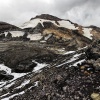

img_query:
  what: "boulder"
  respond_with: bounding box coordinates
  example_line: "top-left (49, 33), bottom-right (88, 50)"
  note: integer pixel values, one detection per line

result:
top-left (91, 93), bottom-right (100, 100)
top-left (0, 70), bottom-right (14, 81)
top-left (12, 60), bottom-right (37, 73)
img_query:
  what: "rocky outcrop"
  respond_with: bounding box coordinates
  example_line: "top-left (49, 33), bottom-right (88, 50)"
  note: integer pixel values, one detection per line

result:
top-left (42, 22), bottom-right (91, 49)
top-left (78, 40), bottom-right (100, 74)
top-left (12, 60), bottom-right (37, 73)
top-left (91, 93), bottom-right (100, 100)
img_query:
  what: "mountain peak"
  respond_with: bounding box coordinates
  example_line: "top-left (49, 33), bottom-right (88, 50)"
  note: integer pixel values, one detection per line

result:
top-left (30, 14), bottom-right (62, 21)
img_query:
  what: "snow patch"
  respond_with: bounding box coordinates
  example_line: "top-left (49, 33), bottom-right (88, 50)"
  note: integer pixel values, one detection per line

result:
top-left (28, 81), bottom-right (39, 90)
top-left (3, 31), bottom-right (24, 37)
top-left (0, 67), bottom-right (26, 88)
top-left (10, 31), bottom-right (24, 37)
top-left (34, 81), bottom-right (39, 87)
top-left (72, 59), bottom-right (85, 66)
top-left (44, 34), bottom-right (52, 40)
top-left (83, 28), bottom-right (93, 39)
top-left (40, 40), bottom-right (46, 43)
top-left (73, 53), bottom-right (83, 58)
top-left (58, 20), bottom-right (78, 30)
top-left (27, 33), bottom-right (43, 40)
top-left (16, 80), bottom-right (30, 89)
top-left (57, 53), bottom-right (84, 67)
top-left (21, 18), bottom-right (78, 30)
top-left (21, 19), bottom-right (44, 28)
top-left (33, 61), bottom-right (47, 72)
top-left (57, 56), bottom-right (76, 67)
top-left (5, 82), bottom-right (14, 88)
top-left (0, 64), bottom-right (11, 74)
top-left (0, 61), bottom-right (47, 88)
top-left (64, 51), bottom-right (75, 55)
top-left (1, 91), bottom-right (25, 100)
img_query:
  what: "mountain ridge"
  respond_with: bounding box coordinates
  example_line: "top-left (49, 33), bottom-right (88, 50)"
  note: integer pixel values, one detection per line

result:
top-left (0, 14), bottom-right (99, 50)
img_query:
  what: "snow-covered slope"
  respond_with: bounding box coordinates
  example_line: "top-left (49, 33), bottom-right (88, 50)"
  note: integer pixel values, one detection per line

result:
top-left (0, 49), bottom-right (85, 100)
top-left (20, 14), bottom-right (93, 40)
top-left (21, 18), bottom-right (78, 30)
top-left (0, 14), bottom-right (96, 42)
top-left (83, 28), bottom-right (92, 39)
top-left (0, 62), bottom-right (47, 88)
top-left (3, 31), bottom-right (24, 37)
top-left (27, 33), bottom-right (43, 40)
top-left (1, 31), bottom-right (43, 41)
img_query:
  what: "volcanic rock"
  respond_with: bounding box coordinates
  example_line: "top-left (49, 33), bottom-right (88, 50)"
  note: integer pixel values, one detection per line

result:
top-left (0, 70), bottom-right (14, 81)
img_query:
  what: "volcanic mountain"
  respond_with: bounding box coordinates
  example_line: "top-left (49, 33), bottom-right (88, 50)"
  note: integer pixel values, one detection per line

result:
top-left (0, 14), bottom-right (100, 49)
top-left (0, 14), bottom-right (100, 100)
top-left (20, 14), bottom-right (100, 50)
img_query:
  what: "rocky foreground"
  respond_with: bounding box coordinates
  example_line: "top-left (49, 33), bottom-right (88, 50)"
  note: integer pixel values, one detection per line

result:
top-left (0, 40), bottom-right (99, 100)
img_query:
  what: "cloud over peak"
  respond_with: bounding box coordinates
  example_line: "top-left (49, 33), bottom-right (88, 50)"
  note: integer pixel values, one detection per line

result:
top-left (0, 0), bottom-right (99, 27)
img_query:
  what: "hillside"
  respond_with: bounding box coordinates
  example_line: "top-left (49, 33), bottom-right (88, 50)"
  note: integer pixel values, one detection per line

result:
top-left (0, 14), bottom-right (100, 100)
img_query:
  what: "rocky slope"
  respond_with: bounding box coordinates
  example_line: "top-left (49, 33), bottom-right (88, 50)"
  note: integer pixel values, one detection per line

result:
top-left (0, 14), bottom-right (100, 100)
top-left (0, 40), bottom-right (100, 100)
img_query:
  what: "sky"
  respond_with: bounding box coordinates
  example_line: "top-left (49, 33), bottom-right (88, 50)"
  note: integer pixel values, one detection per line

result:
top-left (0, 0), bottom-right (100, 27)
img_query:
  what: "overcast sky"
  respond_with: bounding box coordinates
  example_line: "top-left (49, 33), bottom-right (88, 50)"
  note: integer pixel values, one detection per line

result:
top-left (0, 0), bottom-right (100, 27)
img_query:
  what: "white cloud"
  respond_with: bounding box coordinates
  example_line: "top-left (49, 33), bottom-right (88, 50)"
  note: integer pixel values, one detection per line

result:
top-left (0, 0), bottom-right (100, 27)
top-left (64, 1), bottom-right (100, 27)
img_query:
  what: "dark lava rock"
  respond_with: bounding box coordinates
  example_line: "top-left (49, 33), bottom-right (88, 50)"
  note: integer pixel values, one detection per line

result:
top-left (0, 71), bottom-right (14, 81)
top-left (78, 40), bottom-right (100, 73)
top-left (0, 34), bottom-right (5, 40)
top-left (6, 32), bottom-right (12, 39)
top-left (35, 54), bottom-right (56, 63)
top-left (12, 60), bottom-right (37, 73)
top-left (43, 22), bottom-right (54, 29)
top-left (10, 63), bottom-right (100, 100)
top-left (0, 70), bottom-right (7, 74)
top-left (0, 43), bottom-right (57, 73)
